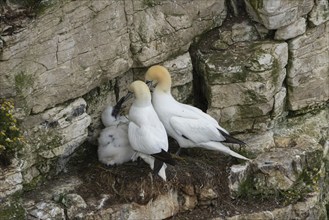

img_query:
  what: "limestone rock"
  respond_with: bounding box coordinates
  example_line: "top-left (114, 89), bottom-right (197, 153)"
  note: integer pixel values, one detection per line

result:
top-left (0, 37), bottom-right (3, 50)
top-left (162, 53), bottom-right (193, 88)
top-left (235, 110), bottom-right (329, 201)
top-left (28, 201), bottom-right (65, 220)
top-left (228, 163), bottom-right (251, 197)
top-left (225, 192), bottom-right (327, 220)
top-left (0, 160), bottom-right (23, 199)
top-left (252, 148), bottom-right (314, 191)
top-left (197, 38), bottom-right (288, 132)
top-left (38, 98), bottom-right (91, 159)
top-left (245, 0), bottom-right (314, 29)
top-left (237, 131), bottom-right (276, 155)
top-left (199, 187), bottom-right (218, 201)
top-left (127, 0), bottom-right (227, 66)
top-left (231, 21), bottom-right (260, 42)
top-left (180, 194), bottom-right (198, 211)
top-left (85, 190), bottom-right (180, 220)
top-left (20, 98), bottom-right (91, 183)
top-left (274, 109), bottom-right (329, 148)
top-left (214, 20), bottom-right (261, 48)
top-left (309, 0), bottom-right (329, 26)
top-left (287, 22), bottom-right (329, 111)
top-left (0, 1), bottom-right (133, 113)
top-left (272, 87), bottom-right (287, 118)
top-left (227, 0), bottom-right (246, 17)
top-left (65, 194), bottom-right (88, 219)
top-left (24, 176), bottom-right (82, 219)
top-left (275, 17), bottom-right (306, 40)
top-left (83, 70), bottom-right (134, 144)
top-left (250, 109), bottom-right (328, 193)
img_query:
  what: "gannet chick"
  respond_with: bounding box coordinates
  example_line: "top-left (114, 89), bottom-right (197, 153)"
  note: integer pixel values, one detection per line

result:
top-left (145, 65), bottom-right (250, 161)
top-left (102, 88), bottom-right (133, 126)
top-left (98, 106), bottom-right (134, 165)
top-left (101, 105), bottom-right (120, 127)
top-left (119, 80), bottom-right (175, 177)
top-left (98, 106), bottom-right (168, 181)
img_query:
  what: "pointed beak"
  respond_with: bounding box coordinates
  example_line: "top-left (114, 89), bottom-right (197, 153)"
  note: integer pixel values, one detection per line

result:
top-left (146, 80), bottom-right (153, 87)
top-left (112, 91), bottom-right (133, 118)
top-left (145, 80), bottom-right (156, 92)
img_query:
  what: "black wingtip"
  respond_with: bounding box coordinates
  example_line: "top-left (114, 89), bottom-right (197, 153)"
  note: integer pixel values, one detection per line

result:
top-left (151, 149), bottom-right (176, 166)
top-left (153, 159), bottom-right (164, 175)
top-left (218, 129), bottom-right (246, 146)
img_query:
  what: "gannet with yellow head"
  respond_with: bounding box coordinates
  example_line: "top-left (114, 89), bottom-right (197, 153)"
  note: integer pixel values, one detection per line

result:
top-left (115, 80), bottom-right (175, 179)
top-left (145, 65), bottom-right (250, 161)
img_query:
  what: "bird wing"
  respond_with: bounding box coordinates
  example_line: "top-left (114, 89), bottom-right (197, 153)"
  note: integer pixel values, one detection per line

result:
top-left (128, 122), bottom-right (168, 155)
top-left (169, 116), bottom-right (226, 144)
top-left (180, 103), bottom-right (229, 134)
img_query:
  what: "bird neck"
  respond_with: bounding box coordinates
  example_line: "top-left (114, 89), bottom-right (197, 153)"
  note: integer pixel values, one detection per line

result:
top-left (156, 79), bottom-right (172, 94)
top-left (133, 93), bottom-right (152, 107)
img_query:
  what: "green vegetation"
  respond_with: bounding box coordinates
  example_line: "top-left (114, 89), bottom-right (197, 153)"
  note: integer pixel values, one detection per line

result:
top-left (143, 0), bottom-right (157, 7)
top-left (0, 99), bottom-right (24, 167)
top-left (23, 174), bottom-right (45, 192)
top-left (279, 167), bottom-right (320, 205)
top-left (15, 72), bottom-right (34, 95)
top-left (237, 150), bottom-right (323, 205)
top-left (0, 201), bottom-right (25, 220)
top-left (15, 72), bottom-right (35, 115)
top-left (20, 0), bottom-right (51, 16)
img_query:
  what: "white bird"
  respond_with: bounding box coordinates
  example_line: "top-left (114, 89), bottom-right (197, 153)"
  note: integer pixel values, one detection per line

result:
top-left (101, 105), bottom-right (128, 127)
top-left (99, 105), bottom-right (169, 180)
top-left (98, 106), bottom-right (134, 166)
top-left (144, 65), bottom-right (250, 161)
top-left (116, 80), bottom-right (175, 177)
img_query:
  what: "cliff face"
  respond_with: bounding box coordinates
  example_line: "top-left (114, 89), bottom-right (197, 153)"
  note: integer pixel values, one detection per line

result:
top-left (0, 0), bottom-right (328, 219)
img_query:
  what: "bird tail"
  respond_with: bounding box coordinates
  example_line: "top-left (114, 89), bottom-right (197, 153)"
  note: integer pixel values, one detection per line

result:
top-left (153, 159), bottom-right (169, 181)
top-left (133, 152), bottom-right (168, 181)
top-left (151, 149), bottom-right (176, 166)
top-left (200, 141), bottom-right (250, 161)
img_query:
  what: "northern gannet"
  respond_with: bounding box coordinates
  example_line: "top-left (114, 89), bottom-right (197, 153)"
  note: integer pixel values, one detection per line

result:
top-left (115, 80), bottom-right (176, 177)
top-left (144, 65), bottom-right (250, 161)
top-left (98, 105), bottom-right (168, 180)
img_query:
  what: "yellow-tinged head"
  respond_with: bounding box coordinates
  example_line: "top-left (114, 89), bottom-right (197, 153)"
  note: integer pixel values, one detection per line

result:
top-left (145, 65), bottom-right (172, 93)
top-left (129, 80), bottom-right (151, 105)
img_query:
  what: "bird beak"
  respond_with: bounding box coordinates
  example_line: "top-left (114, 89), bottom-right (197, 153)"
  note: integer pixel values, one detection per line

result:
top-left (146, 80), bottom-right (153, 87)
top-left (112, 91), bottom-right (133, 118)
top-left (146, 80), bottom-right (156, 92)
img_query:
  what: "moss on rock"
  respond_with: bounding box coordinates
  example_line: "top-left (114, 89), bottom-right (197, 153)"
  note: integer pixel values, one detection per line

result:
top-left (0, 193), bottom-right (26, 220)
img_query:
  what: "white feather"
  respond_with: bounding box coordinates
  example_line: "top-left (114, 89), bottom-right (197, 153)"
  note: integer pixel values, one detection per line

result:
top-left (98, 117), bottom-right (134, 166)
top-left (98, 103), bottom-right (169, 180)
top-left (149, 67), bottom-right (250, 161)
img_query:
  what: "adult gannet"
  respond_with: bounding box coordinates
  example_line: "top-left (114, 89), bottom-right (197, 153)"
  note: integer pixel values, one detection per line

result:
top-left (98, 105), bottom-right (168, 180)
top-left (115, 80), bottom-right (176, 177)
top-left (144, 65), bottom-right (250, 161)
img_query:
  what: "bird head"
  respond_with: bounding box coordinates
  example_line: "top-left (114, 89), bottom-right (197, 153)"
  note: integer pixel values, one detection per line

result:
top-left (129, 80), bottom-right (151, 98)
top-left (145, 65), bottom-right (172, 93)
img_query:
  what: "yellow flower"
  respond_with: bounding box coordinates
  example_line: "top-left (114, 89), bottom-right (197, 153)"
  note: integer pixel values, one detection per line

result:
top-left (0, 145), bottom-right (5, 152)
top-left (9, 125), bottom-right (19, 131)
top-left (5, 138), bottom-right (13, 143)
